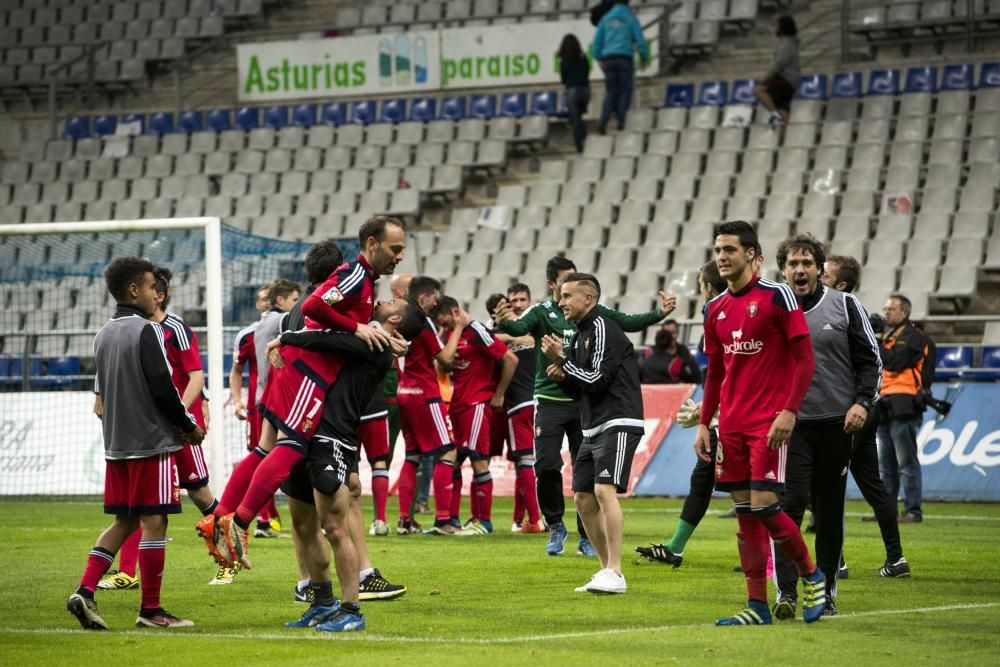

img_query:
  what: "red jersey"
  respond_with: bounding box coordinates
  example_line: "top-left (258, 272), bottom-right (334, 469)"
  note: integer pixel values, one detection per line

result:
top-left (398, 318), bottom-right (445, 404)
top-left (301, 255), bottom-right (378, 334)
top-left (451, 321), bottom-right (508, 409)
top-left (233, 321), bottom-right (258, 410)
top-left (161, 312), bottom-right (206, 429)
top-left (702, 276), bottom-right (810, 433)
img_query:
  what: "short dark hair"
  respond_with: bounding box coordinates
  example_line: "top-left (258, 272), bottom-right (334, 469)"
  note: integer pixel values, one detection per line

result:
top-left (268, 278), bottom-right (301, 307)
top-left (889, 293), bottom-right (912, 317)
top-left (358, 215), bottom-right (404, 246)
top-left (776, 233), bottom-right (827, 273)
top-left (662, 318), bottom-right (678, 328)
top-left (700, 259), bottom-right (727, 295)
top-left (152, 265), bottom-right (173, 309)
top-left (105, 256), bottom-right (156, 303)
top-left (408, 275), bottom-right (441, 300)
top-left (395, 298), bottom-right (425, 341)
top-left (560, 272), bottom-right (601, 299)
top-left (507, 282), bottom-right (531, 299)
top-left (485, 293), bottom-right (506, 317)
top-left (432, 295), bottom-right (460, 319)
top-left (304, 240), bottom-right (344, 286)
top-left (777, 14), bottom-right (797, 36)
top-left (545, 256), bottom-right (577, 283)
top-left (713, 220), bottom-right (759, 259)
top-left (827, 254), bottom-right (862, 293)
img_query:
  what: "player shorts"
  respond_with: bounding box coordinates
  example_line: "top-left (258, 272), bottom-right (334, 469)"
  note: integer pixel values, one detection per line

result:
top-left (358, 415), bottom-right (390, 464)
top-left (280, 435), bottom-right (357, 503)
top-left (453, 402), bottom-right (493, 461)
top-left (488, 408), bottom-right (507, 458)
top-left (259, 363), bottom-right (330, 447)
top-left (572, 428), bottom-right (642, 494)
top-left (174, 443), bottom-right (210, 490)
top-left (246, 408), bottom-right (262, 451)
top-left (104, 452), bottom-right (181, 516)
top-left (505, 403), bottom-right (535, 460)
top-left (715, 427), bottom-right (786, 492)
top-left (399, 399), bottom-right (454, 455)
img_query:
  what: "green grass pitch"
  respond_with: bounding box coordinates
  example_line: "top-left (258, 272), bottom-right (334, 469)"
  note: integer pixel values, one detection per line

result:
top-left (2, 497), bottom-right (999, 666)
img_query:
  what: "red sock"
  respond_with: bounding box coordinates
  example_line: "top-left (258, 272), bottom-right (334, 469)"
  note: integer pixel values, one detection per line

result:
top-left (517, 460), bottom-right (540, 525)
top-left (218, 447), bottom-right (267, 517)
top-left (79, 546), bottom-right (115, 592)
top-left (474, 471), bottom-right (493, 522)
top-left (119, 528), bottom-right (140, 577)
top-left (398, 459), bottom-right (417, 519)
top-left (755, 505), bottom-right (816, 576)
top-left (432, 460), bottom-right (453, 522)
top-left (138, 538), bottom-right (166, 611)
top-left (372, 469), bottom-right (389, 523)
top-left (451, 467), bottom-right (463, 519)
top-left (236, 444), bottom-right (303, 525)
top-left (736, 510), bottom-right (769, 602)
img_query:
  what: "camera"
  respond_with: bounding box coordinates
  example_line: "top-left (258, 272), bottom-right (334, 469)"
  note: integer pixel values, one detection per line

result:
top-left (868, 312), bottom-right (886, 335)
top-left (917, 389), bottom-right (952, 417)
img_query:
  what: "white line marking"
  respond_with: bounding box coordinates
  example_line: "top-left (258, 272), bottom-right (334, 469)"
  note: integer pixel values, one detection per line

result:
top-left (13, 602), bottom-right (998, 643)
top-left (620, 508), bottom-right (1000, 522)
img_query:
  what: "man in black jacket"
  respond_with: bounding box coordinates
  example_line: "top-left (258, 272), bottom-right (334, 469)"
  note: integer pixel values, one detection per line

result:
top-left (541, 273), bottom-right (644, 594)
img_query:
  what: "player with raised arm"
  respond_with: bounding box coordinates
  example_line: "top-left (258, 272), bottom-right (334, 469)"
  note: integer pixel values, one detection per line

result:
top-left (67, 257), bottom-right (204, 631)
top-left (695, 221), bottom-right (826, 625)
top-left (493, 256), bottom-right (675, 557)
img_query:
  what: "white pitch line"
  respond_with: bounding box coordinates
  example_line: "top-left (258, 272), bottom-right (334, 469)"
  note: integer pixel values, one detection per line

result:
top-left (4, 602), bottom-right (997, 644)
top-left (621, 508), bottom-right (1000, 522)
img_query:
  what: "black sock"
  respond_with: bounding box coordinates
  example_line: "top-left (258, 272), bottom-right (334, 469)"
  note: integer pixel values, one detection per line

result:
top-left (201, 499), bottom-right (219, 517)
top-left (311, 581), bottom-right (336, 608)
top-left (340, 602), bottom-right (360, 616)
top-left (76, 586), bottom-right (94, 600)
top-left (139, 607), bottom-right (163, 617)
top-left (234, 515), bottom-right (251, 531)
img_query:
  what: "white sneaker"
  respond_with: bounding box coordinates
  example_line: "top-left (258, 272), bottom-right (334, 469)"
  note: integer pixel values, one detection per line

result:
top-left (585, 568), bottom-right (627, 594)
top-left (511, 520), bottom-right (522, 533)
top-left (368, 519), bottom-right (389, 536)
top-left (575, 572), bottom-right (601, 593)
top-left (767, 111), bottom-right (782, 130)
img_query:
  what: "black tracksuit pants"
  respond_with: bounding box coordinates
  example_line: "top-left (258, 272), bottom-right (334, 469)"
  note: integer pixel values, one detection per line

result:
top-left (850, 403), bottom-right (904, 563)
top-left (534, 399), bottom-right (587, 538)
top-left (680, 429), bottom-right (719, 526)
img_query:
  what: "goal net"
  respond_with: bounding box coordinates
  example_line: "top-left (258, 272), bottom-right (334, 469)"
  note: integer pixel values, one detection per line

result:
top-left (0, 218), bottom-right (356, 496)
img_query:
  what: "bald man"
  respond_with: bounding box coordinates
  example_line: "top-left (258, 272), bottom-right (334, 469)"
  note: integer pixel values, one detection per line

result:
top-left (390, 273), bottom-right (413, 300)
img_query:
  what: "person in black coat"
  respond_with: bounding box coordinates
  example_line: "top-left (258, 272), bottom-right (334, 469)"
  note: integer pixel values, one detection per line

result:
top-left (559, 34), bottom-right (591, 153)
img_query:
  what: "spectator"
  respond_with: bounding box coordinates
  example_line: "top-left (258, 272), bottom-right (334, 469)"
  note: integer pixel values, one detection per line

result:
top-left (877, 294), bottom-right (927, 524)
top-left (592, 0), bottom-right (649, 134)
top-left (559, 34), bottom-right (592, 153)
top-left (661, 318), bottom-right (680, 344)
top-left (752, 15), bottom-right (800, 135)
top-left (639, 328), bottom-right (701, 384)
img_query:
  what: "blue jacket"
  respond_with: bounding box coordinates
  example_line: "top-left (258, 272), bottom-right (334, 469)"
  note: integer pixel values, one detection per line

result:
top-left (593, 4), bottom-right (649, 61)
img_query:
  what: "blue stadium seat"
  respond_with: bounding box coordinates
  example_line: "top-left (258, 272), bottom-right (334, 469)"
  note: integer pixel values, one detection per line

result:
top-left (936, 346), bottom-right (972, 380)
top-left (831, 72), bottom-right (862, 98)
top-left (904, 66), bottom-right (937, 93)
top-left (350, 100), bottom-right (376, 125)
top-left (693, 347), bottom-right (708, 370)
top-left (292, 104), bottom-right (317, 127)
top-left (500, 92), bottom-right (527, 118)
top-left (321, 102), bottom-right (347, 126)
top-left (729, 79), bottom-right (756, 105)
top-left (0, 356), bottom-right (9, 380)
top-left (941, 63), bottom-right (972, 90)
top-left (440, 96), bottom-right (467, 121)
top-left (123, 113), bottom-right (146, 133)
top-left (206, 109), bottom-right (231, 132)
top-left (409, 97), bottom-right (437, 122)
top-left (980, 62), bottom-right (1000, 88)
top-left (981, 346), bottom-right (1000, 380)
top-left (529, 91), bottom-right (560, 116)
top-left (796, 74), bottom-right (828, 99)
top-left (5, 357), bottom-right (44, 385)
top-left (380, 98), bottom-right (407, 124)
top-left (93, 114), bottom-right (117, 137)
top-left (262, 106), bottom-right (288, 129)
top-left (663, 83), bottom-right (695, 108)
top-left (698, 81), bottom-right (728, 106)
top-left (867, 69), bottom-right (899, 95)
top-left (235, 106), bottom-right (260, 131)
top-left (45, 356), bottom-right (81, 386)
top-left (179, 111), bottom-right (203, 133)
top-left (470, 94), bottom-right (498, 119)
top-left (148, 112), bottom-right (173, 135)
top-left (64, 116), bottom-right (90, 140)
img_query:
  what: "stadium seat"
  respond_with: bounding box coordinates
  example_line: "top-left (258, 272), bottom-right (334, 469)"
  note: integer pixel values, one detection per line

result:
top-left (981, 346), bottom-right (1000, 379)
top-left (831, 72), bottom-right (863, 98)
top-left (263, 106), bottom-right (288, 129)
top-left (440, 96), bottom-right (468, 121)
top-left (350, 100), bottom-right (376, 125)
top-left (904, 66), bottom-right (936, 93)
top-left (176, 111), bottom-right (202, 134)
top-left (64, 117), bottom-right (90, 141)
top-left (935, 346), bottom-right (973, 380)
top-left (235, 107), bottom-right (260, 131)
top-left (500, 92), bottom-right (527, 118)
top-left (206, 109), bottom-right (231, 132)
top-left (938, 64), bottom-right (971, 92)
top-left (697, 81), bottom-right (727, 106)
top-left (291, 104), bottom-right (317, 127)
top-left (979, 62), bottom-right (1000, 88)
top-left (796, 74), bottom-right (828, 100)
top-left (729, 79), bottom-right (756, 105)
top-left (470, 95), bottom-right (498, 120)
top-left (320, 103), bottom-right (347, 126)
top-left (663, 83), bottom-right (695, 108)
top-left (380, 99), bottom-right (407, 124)
top-left (529, 91), bottom-right (560, 116)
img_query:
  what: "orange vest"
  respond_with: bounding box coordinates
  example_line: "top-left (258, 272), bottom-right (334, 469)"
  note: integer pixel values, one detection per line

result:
top-left (881, 326), bottom-right (924, 396)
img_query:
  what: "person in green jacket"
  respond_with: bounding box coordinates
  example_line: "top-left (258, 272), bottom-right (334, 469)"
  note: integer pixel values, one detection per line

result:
top-left (493, 256), bottom-right (675, 557)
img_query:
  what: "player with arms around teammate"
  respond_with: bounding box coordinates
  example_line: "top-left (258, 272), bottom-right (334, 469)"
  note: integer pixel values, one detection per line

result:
top-left (696, 221), bottom-right (827, 625)
top-left (541, 273), bottom-right (643, 594)
top-left (68, 257), bottom-right (204, 630)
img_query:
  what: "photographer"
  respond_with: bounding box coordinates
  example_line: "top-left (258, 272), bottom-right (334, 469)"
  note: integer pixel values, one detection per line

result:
top-left (877, 294), bottom-right (928, 524)
top-left (639, 325), bottom-right (701, 385)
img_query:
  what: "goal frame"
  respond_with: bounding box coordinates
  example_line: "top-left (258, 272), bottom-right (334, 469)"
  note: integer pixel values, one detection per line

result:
top-left (0, 217), bottom-right (227, 488)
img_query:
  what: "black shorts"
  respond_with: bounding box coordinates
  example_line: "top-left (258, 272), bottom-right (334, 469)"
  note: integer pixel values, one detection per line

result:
top-left (764, 74), bottom-right (796, 111)
top-left (279, 434), bottom-right (356, 505)
top-left (572, 428), bottom-right (641, 494)
top-left (534, 399), bottom-right (584, 472)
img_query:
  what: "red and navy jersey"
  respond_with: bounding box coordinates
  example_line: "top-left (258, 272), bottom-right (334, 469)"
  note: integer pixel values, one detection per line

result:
top-left (232, 321), bottom-right (258, 410)
top-left (398, 317), bottom-right (445, 404)
top-left (160, 312), bottom-right (206, 429)
top-left (301, 255), bottom-right (378, 333)
top-left (703, 276), bottom-right (810, 432)
top-left (451, 321), bottom-right (508, 409)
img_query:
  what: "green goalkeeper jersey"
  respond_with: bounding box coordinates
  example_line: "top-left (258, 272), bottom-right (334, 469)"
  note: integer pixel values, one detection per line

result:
top-left (497, 299), bottom-right (663, 402)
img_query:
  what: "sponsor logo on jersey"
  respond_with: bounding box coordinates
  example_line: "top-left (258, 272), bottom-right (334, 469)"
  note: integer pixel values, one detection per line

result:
top-left (302, 418), bottom-right (313, 432)
top-left (322, 287), bottom-right (344, 305)
top-left (722, 329), bottom-right (764, 355)
top-left (747, 301), bottom-right (758, 318)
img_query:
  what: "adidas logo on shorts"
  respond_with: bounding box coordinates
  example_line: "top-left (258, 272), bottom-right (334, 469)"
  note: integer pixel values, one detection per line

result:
top-left (324, 465), bottom-right (334, 471)
top-left (598, 469), bottom-right (611, 478)
top-left (765, 471), bottom-right (776, 480)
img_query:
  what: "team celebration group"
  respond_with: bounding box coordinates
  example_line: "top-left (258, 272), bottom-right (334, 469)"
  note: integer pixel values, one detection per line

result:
top-left (67, 214), bottom-right (913, 633)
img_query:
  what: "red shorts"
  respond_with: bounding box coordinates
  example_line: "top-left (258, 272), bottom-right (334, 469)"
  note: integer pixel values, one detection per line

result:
top-left (453, 403), bottom-right (492, 461)
top-left (399, 399), bottom-right (454, 455)
top-left (246, 408), bottom-right (262, 451)
top-left (358, 416), bottom-right (390, 463)
top-left (104, 452), bottom-right (181, 516)
top-left (505, 404), bottom-right (535, 459)
top-left (715, 428), bottom-right (786, 492)
top-left (174, 443), bottom-right (210, 489)
top-left (259, 364), bottom-right (328, 446)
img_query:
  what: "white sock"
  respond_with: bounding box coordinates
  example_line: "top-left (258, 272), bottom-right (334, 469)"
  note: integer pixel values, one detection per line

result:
top-left (297, 579), bottom-right (310, 591)
top-left (359, 567), bottom-right (375, 583)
